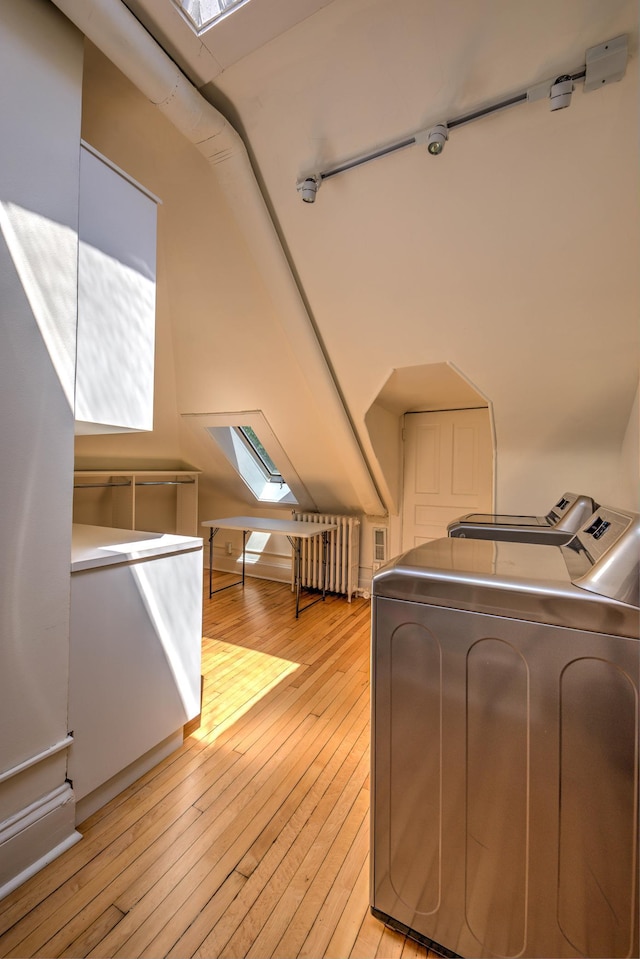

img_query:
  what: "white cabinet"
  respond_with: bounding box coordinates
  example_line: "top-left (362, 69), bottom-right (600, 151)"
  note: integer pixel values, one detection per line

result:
top-left (69, 525), bottom-right (203, 822)
top-left (75, 143), bottom-right (159, 434)
top-left (73, 469), bottom-right (199, 537)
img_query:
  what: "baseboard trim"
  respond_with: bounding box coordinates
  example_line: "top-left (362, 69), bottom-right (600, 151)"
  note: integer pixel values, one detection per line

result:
top-left (0, 736), bottom-right (73, 785)
top-left (74, 730), bottom-right (184, 825)
top-left (0, 783), bottom-right (81, 901)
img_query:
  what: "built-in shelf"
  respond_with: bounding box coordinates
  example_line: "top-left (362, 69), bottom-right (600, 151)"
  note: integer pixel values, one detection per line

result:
top-left (73, 470), bottom-right (200, 537)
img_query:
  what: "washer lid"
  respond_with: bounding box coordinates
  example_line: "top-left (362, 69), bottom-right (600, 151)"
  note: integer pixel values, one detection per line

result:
top-left (453, 513), bottom-right (548, 527)
top-left (451, 493), bottom-right (595, 532)
top-left (373, 537), bottom-right (638, 637)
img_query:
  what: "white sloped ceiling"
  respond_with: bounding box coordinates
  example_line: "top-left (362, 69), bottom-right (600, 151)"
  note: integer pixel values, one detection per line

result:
top-left (80, 0), bottom-right (638, 514)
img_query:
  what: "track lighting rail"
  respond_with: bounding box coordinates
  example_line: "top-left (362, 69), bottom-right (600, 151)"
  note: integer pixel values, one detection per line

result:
top-left (296, 35), bottom-right (626, 203)
top-left (321, 136), bottom-right (417, 181)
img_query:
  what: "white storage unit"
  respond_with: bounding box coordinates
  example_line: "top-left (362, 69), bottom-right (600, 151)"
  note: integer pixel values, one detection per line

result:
top-left (69, 525), bottom-right (203, 822)
top-left (75, 143), bottom-right (159, 434)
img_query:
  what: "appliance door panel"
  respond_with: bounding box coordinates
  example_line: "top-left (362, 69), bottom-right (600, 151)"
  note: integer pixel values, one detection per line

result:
top-left (371, 597), bottom-right (639, 959)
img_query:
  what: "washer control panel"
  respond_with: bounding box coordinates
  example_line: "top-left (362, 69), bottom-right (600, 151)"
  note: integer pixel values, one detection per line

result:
top-left (577, 507), bottom-right (631, 563)
top-left (570, 506), bottom-right (640, 607)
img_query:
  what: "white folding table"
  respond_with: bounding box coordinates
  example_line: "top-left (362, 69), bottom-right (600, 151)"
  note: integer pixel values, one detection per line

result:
top-left (202, 516), bottom-right (338, 618)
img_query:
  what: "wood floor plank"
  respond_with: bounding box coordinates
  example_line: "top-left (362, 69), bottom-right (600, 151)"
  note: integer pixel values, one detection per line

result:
top-left (0, 579), bottom-right (428, 959)
top-left (137, 871), bottom-right (247, 959)
top-left (349, 907), bottom-right (386, 959)
top-left (58, 906), bottom-right (126, 959)
top-left (296, 810), bottom-right (370, 958)
top-left (235, 708), bottom-right (370, 881)
top-left (280, 794), bottom-right (370, 959)
top-left (376, 924), bottom-right (410, 959)
top-left (181, 713), bottom-right (370, 959)
top-left (239, 760), bottom-right (371, 959)
top-left (323, 855), bottom-right (371, 959)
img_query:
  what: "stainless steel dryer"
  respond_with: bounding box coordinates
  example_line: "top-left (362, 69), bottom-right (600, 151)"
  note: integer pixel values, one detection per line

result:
top-left (371, 506), bottom-right (639, 959)
top-left (447, 490), bottom-right (596, 544)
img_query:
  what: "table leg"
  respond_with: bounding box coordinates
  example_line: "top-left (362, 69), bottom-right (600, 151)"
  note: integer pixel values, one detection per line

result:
top-left (321, 530), bottom-right (329, 600)
top-left (208, 527), bottom-right (219, 598)
top-left (207, 526), bottom-right (244, 597)
top-left (288, 533), bottom-right (332, 618)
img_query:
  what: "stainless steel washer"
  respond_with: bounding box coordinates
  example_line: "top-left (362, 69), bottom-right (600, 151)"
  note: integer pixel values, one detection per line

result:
top-left (371, 506), bottom-right (639, 958)
top-left (447, 490), bottom-right (596, 544)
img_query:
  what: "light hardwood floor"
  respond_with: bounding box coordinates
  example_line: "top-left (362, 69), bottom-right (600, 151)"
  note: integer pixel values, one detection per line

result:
top-left (0, 575), bottom-right (436, 959)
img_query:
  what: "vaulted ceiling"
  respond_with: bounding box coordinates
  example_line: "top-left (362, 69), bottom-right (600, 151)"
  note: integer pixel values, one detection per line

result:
top-left (77, 0), bottom-right (638, 514)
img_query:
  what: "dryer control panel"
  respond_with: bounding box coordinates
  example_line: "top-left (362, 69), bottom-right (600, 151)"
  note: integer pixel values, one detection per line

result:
top-left (568, 506), bottom-right (640, 608)
top-left (575, 507), bottom-right (632, 562)
top-left (547, 492), bottom-right (597, 531)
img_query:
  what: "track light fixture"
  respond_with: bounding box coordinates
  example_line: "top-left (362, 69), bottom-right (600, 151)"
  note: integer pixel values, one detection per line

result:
top-left (296, 174), bottom-right (322, 203)
top-left (426, 124), bottom-right (448, 155)
top-left (549, 75), bottom-right (574, 111)
top-left (296, 34), bottom-right (628, 203)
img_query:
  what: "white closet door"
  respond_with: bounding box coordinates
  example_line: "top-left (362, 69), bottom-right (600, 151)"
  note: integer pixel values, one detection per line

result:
top-left (402, 409), bottom-right (493, 549)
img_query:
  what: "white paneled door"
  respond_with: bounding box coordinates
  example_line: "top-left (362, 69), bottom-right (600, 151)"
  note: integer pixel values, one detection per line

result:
top-left (402, 409), bottom-right (493, 550)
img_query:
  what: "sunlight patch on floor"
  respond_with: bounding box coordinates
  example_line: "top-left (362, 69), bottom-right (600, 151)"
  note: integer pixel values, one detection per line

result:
top-left (190, 640), bottom-right (301, 742)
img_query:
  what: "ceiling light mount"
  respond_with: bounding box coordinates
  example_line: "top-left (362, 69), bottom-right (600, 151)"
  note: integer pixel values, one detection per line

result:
top-left (584, 34), bottom-right (628, 92)
top-left (296, 174), bottom-right (322, 203)
top-left (426, 124), bottom-right (448, 155)
top-left (549, 75), bottom-right (574, 111)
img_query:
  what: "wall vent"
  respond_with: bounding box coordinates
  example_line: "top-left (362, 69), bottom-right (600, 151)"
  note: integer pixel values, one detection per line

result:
top-left (373, 526), bottom-right (388, 568)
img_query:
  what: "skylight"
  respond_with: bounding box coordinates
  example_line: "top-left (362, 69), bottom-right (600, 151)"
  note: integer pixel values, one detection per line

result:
top-left (175, 0), bottom-right (250, 32)
top-left (237, 426), bottom-right (281, 482)
top-left (183, 410), bottom-right (316, 512)
top-left (205, 424), bottom-right (298, 505)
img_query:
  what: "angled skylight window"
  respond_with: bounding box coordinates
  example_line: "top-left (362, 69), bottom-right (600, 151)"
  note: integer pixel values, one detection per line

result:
top-left (237, 426), bottom-right (281, 482)
top-left (175, 0), bottom-right (250, 32)
top-left (183, 411), bottom-right (317, 512)
top-left (205, 418), bottom-right (299, 505)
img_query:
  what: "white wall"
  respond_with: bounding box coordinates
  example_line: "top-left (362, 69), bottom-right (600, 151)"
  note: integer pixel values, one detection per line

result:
top-left (618, 381), bottom-right (639, 511)
top-left (74, 46), bottom-right (372, 520)
top-left (0, 0), bottom-right (83, 895)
